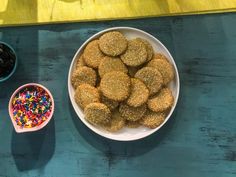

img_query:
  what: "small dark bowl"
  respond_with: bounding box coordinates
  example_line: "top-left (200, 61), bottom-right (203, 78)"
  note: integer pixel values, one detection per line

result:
top-left (0, 42), bottom-right (17, 82)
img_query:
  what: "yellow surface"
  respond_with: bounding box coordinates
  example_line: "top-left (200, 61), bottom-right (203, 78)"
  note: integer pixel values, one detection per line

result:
top-left (0, 0), bottom-right (236, 26)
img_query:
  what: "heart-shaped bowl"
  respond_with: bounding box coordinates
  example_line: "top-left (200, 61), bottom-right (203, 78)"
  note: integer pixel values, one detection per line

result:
top-left (68, 27), bottom-right (180, 141)
top-left (8, 83), bottom-right (54, 133)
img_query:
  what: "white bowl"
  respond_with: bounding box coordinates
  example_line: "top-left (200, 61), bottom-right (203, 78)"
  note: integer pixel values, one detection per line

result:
top-left (68, 27), bottom-right (180, 141)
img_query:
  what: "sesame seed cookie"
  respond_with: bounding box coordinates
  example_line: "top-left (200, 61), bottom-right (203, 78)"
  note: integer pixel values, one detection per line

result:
top-left (100, 71), bottom-right (131, 101)
top-left (119, 103), bottom-right (147, 121)
top-left (71, 66), bottom-right (97, 89)
top-left (74, 84), bottom-right (100, 109)
top-left (136, 38), bottom-right (154, 61)
top-left (153, 53), bottom-right (168, 61)
top-left (76, 55), bottom-right (86, 69)
top-left (148, 88), bottom-right (174, 112)
top-left (98, 87), bottom-right (119, 111)
top-left (98, 56), bottom-right (128, 78)
top-left (84, 103), bottom-right (111, 125)
top-left (102, 109), bottom-right (125, 132)
top-left (147, 59), bottom-right (174, 85)
top-left (140, 110), bottom-right (165, 129)
top-left (83, 40), bottom-right (105, 68)
top-left (127, 78), bottom-right (149, 107)
top-left (125, 120), bottom-right (141, 128)
top-left (135, 67), bottom-right (163, 95)
top-left (99, 31), bottom-right (128, 56)
top-left (121, 39), bottom-right (147, 67)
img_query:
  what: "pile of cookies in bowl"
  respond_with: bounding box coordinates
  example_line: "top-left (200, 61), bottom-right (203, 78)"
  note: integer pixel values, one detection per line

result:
top-left (71, 30), bottom-right (175, 133)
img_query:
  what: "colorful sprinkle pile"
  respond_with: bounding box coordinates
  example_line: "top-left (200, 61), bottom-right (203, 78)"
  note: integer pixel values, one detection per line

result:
top-left (12, 86), bottom-right (52, 128)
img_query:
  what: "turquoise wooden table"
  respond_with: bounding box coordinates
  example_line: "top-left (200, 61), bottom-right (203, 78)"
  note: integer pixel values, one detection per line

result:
top-left (0, 13), bottom-right (236, 177)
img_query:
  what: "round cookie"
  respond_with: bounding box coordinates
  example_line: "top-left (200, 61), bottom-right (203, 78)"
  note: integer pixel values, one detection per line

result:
top-left (100, 71), bottom-right (131, 101)
top-left (140, 110), bottom-right (165, 129)
top-left (99, 31), bottom-right (127, 56)
top-left (102, 109), bottom-right (125, 132)
top-left (83, 40), bottom-right (105, 68)
top-left (136, 38), bottom-right (153, 61)
top-left (100, 94), bottom-right (119, 111)
top-left (135, 67), bottom-right (163, 95)
top-left (74, 84), bottom-right (100, 109)
top-left (98, 56), bottom-right (128, 78)
top-left (126, 120), bottom-right (140, 128)
top-left (71, 66), bottom-right (97, 89)
top-left (121, 39), bottom-right (147, 67)
top-left (127, 78), bottom-right (149, 107)
top-left (147, 59), bottom-right (174, 85)
top-left (76, 55), bottom-right (86, 69)
top-left (148, 88), bottom-right (174, 112)
top-left (153, 53), bottom-right (168, 61)
top-left (84, 103), bottom-right (111, 125)
top-left (119, 103), bottom-right (147, 121)
top-left (98, 87), bottom-right (119, 111)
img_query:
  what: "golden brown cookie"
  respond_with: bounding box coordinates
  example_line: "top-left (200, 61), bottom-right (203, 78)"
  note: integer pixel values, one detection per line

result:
top-left (100, 95), bottom-right (119, 111)
top-left (140, 110), bottom-right (165, 129)
top-left (148, 88), bottom-right (174, 112)
top-left (100, 71), bottom-right (131, 101)
top-left (83, 40), bottom-right (105, 68)
top-left (98, 87), bottom-right (119, 111)
top-left (74, 84), bottom-right (100, 109)
top-left (71, 66), bottom-right (97, 89)
top-left (135, 67), bottom-right (163, 95)
top-left (125, 120), bottom-right (141, 128)
top-left (127, 78), bottom-right (149, 107)
top-left (99, 31), bottom-right (128, 56)
top-left (119, 103), bottom-right (147, 121)
top-left (98, 56), bottom-right (128, 78)
top-left (147, 59), bottom-right (174, 85)
top-left (136, 38), bottom-right (153, 61)
top-left (153, 53), bottom-right (168, 61)
top-left (84, 103), bottom-right (111, 125)
top-left (102, 109), bottom-right (125, 132)
top-left (76, 55), bottom-right (86, 69)
top-left (121, 39), bottom-right (147, 67)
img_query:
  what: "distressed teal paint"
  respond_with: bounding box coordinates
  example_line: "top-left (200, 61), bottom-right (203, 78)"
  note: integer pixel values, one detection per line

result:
top-left (0, 13), bottom-right (236, 177)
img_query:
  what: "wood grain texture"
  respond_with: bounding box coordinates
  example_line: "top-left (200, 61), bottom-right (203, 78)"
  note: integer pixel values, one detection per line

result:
top-left (0, 0), bottom-right (236, 27)
top-left (0, 13), bottom-right (236, 177)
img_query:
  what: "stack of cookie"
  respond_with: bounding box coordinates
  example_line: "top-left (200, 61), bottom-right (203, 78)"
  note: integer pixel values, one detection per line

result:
top-left (71, 31), bottom-right (175, 132)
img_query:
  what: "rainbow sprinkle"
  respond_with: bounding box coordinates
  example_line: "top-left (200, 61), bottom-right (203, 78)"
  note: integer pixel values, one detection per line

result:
top-left (12, 86), bottom-right (52, 128)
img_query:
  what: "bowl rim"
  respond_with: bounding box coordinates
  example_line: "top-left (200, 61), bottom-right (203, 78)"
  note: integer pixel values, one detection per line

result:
top-left (8, 83), bottom-right (55, 133)
top-left (0, 41), bottom-right (18, 82)
top-left (68, 26), bottom-right (180, 141)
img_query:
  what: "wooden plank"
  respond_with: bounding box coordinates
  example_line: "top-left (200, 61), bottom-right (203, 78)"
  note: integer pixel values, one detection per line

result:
top-left (0, 13), bottom-right (236, 177)
top-left (0, 0), bottom-right (236, 27)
